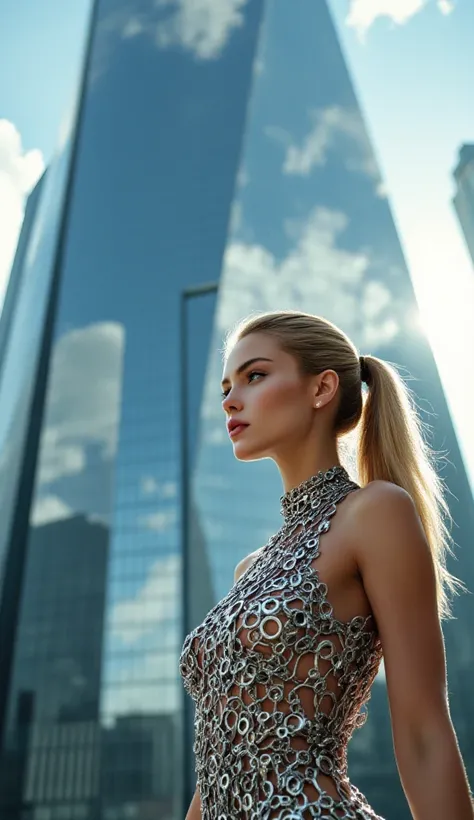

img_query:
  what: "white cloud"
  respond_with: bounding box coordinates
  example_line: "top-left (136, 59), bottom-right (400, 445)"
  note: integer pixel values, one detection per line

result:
top-left (0, 119), bottom-right (44, 313)
top-left (437, 0), bottom-right (454, 13)
top-left (217, 206), bottom-right (398, 349)
top-left (111, 0), bottom-right (249, 61)
top-left (141, 476), bottom-right (160, 496)
top-left (31, 494), bottom-right (75, 527)
top-left (362, 279), bottom-right (391, 319)
top-left (122, 17), bottom-right (145, 38)
top-left (38, 432), bottom-right (86, 485)
top-left (160, 481), bottom-right (178, 498)
top-left (140, 477), bottom-right (177, 498)
top-left (103, 554), bottom-right (182, 716)
top-left (155, 0), bottom-right (249, 60)
top-left (109, 553), bottom-right (179, 645)
top-left (94, 0), bottom-right (249, 84)
top-left (102, 662), bottom-right (180, 718)
top-left (268, 106), bottom-right (380, 188)
top-left (346, 0), bottom-right (454, 36)
top-left (346, 0), bottom-right (426, 37)
top-left (36, 322), bottom-right (125, 486)
top-left (138, 509), bottom-right (178, 531)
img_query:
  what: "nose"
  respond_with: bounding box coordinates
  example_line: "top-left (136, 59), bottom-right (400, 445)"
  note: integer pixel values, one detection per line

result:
top-left (222, 388), bottom-right (243, 414)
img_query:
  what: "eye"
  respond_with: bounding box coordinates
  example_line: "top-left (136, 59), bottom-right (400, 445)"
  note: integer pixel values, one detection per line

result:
top-left (247, 370), bottom-right (265, 384)
top-left (221, 371), bottom-right (266, 400)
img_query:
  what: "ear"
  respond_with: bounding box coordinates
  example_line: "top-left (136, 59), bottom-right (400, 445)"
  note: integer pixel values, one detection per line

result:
top-left (313, 369), bottom-right (339, 409)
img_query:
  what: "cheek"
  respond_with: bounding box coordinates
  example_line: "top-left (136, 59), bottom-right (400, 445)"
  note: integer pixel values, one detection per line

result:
top-left (254, 379), bottom-right (304, 415)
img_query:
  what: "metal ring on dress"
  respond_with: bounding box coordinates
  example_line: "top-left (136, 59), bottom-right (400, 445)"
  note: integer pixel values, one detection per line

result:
top-left (242, 793), bottom-right (253, 810)
top-left (260, 616), bottom-right (283, 640)
top-left (286, 775), bottom-right (304, 796)
top-left (283, 556), bottom-right (297, 570)
top-left (262, 597), bottom-right (280, 615)
top-left (220, 773), bottom-right (230, 789)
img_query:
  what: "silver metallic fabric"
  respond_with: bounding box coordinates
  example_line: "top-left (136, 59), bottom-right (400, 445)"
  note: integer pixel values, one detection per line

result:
top-left (180, 465), bottom-right (385, 819)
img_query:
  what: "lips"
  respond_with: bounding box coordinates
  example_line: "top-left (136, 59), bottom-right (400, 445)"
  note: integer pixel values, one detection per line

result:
top-left (227, 420), bottom-right (249, 438)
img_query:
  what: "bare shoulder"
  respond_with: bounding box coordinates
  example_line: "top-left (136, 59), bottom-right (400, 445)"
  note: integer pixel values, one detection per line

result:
top-left (234, 548), bottom-right (264, 583)
top-left (351, 478), bottom-right (414, 511)
top-left (347, 479), bottom-right (431, 573)
top-left (348, 479), bottom-right (417, 527)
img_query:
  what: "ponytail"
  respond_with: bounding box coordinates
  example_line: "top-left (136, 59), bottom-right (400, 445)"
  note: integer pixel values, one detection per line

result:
top-left (358, 356), bottom-right (461, 618)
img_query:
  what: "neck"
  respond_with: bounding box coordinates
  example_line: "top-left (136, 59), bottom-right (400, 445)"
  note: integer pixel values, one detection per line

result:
top-left (276, 442), bottom-right (341, 494)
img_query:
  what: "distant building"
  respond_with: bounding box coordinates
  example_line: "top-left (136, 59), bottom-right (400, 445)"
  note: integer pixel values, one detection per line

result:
top-left (0, 515), bottom-right (108, 818)
top-left (453, 143), bottom-right (474, 265)
top-left (102, 713), bottom-right (177, 820)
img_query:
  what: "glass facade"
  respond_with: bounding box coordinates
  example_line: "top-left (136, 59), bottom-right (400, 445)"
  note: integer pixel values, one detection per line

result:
top-left (0, 2), bottom-right (473, 819)
top-left (453, 144), bottom-right (474, 267)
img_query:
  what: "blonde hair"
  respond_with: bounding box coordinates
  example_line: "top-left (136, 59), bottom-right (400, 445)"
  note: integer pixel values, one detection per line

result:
top-left (225, 309), bottom-right (461, 618)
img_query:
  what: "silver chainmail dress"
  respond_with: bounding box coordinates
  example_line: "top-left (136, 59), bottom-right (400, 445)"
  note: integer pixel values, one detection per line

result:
top-left (180, 465), bottom-right (385, 819)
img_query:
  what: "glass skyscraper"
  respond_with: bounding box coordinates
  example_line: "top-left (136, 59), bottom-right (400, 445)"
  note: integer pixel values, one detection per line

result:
top-left (0, 2), bottom-right (473, 819)
top-left (453, 144), bottom-right (474, 267)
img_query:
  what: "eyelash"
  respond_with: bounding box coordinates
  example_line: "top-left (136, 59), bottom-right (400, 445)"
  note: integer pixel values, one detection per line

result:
top-left (221, 371), bottom-right (265, 399)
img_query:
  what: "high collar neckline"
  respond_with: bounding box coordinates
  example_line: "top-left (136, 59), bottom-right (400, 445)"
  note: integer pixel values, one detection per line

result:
top-left (280, 465), bottom-right (355, 523)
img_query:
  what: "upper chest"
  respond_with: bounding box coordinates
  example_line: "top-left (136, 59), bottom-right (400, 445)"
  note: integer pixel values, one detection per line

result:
top-left (187, 509), bottom-right (371, 662)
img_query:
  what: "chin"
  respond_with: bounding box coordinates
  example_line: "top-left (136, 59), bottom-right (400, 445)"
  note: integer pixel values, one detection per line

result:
top-left (232, 448), bottom-right (254, 462)
top-left (232, 442), bottom-right (267, 462)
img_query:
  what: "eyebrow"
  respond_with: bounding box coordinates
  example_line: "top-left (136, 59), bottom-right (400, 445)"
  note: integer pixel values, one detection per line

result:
top-left (221, 357), bottom-right (273, 387)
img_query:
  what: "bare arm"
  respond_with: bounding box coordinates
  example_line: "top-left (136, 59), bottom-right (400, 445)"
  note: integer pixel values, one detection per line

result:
top-left (352, 482), bottom-right (473, 819)
top-left (185, 785), bottom-right (202, 820)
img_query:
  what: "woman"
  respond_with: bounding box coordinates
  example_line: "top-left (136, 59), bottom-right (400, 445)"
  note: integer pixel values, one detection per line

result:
top-left (180, 310), bottom-right (473, 819)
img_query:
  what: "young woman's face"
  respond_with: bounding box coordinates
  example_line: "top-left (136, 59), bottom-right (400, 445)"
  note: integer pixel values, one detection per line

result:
top-left (221, 333), bottom-right (316, 461)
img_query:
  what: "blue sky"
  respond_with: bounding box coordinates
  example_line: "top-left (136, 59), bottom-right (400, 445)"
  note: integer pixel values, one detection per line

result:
top-left (0, 0), bottom-right (91, 157)
top-left (0, 0), bottom-right (91, 306)
top-left (0, 0), bottom-right (473, 486)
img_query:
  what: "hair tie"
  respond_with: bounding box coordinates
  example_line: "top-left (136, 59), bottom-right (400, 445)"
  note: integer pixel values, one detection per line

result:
top-left (359, 355), bottom-right (370, 385)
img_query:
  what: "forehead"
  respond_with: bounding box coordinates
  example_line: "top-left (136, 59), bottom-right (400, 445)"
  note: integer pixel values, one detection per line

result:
top-left (222, 333), bottom-right (282, 377)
